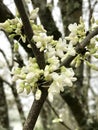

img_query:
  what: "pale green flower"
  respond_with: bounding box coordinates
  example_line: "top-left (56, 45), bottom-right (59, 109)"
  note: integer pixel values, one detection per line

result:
top-left (32, 24), bottom-right (46, 35)
top-left (45, 45), bottom-right (56, 59)
top-left (47, 56), bottom-right (60, 71)
top-left (48, 67), bottom-right (77, 101)
top-left (30, 8), bottom-right (39, 20)
top-left (44, 65), bottom-right (52, 81)
top-left (67, 43), bottom-right (76, 56)
top-left (35, 89), bottom-right (42, 100)
top-left (91, 23), bottom-right (98, 29)
top-left (65, 19), bottom-right (86, 45)
top-left (33, 33), bottom-right (53, 51)
top-left (26, 72), bottom-right (36, 82)
top-left (14, 42), bottom-right (19, 52)
top-left (56, 38), bottom-right (67, 58)
top-left (65, 33), bottom-right (78, 45)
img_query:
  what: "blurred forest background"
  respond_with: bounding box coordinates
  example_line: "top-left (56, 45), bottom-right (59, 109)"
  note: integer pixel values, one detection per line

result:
top-left (0, 0), bottom-right (98, 130)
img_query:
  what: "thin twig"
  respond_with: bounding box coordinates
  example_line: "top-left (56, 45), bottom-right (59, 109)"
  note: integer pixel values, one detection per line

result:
top-left (0, 76), bottom-right (26, 125)
top-left (46, 99), bottom-right (72, 130)
top-left (0, 49), bottom-right (10, 68)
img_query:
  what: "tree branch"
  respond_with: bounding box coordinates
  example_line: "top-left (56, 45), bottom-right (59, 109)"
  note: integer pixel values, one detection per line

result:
top-left (0, 77), bottom-right (11, 87)
top-left (60, 27), bottom-right (98, 128)
top-left (0, 77), bottom-right (26, 125)
top-left (61, 27), bottom-right (98, 67)
top-left (14, 0), bottom-right (45, 69)
top-left (12, 1), bottom-right (98, 129)
top-left (23, 27), bottom-right (98, 130)
top-left (13, 1), bottom-right (48, 129)
top-left (23, 88), bottom-right (48, 130)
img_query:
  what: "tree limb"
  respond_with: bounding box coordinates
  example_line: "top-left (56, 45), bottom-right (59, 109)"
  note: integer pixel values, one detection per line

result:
top-left (3, 1), bottom-right (98, 129)
top-left (14, 0), bottom-right (45, 69)
top-left (23, 88), bottom-right (48, 130)
top-left (23, 27), bottom-right (98, 130)
top-left (61, 27), bottom-right (98, 67)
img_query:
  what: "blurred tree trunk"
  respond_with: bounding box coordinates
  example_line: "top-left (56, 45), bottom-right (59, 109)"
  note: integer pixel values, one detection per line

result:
top-left (59, 0), bottom-right (82, 35)
top-left (0, 78), bottom-right (9, 130)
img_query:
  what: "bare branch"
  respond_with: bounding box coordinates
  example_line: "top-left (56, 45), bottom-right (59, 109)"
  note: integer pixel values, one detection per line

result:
top-left (88, 0), bottom-right (98, 25)
top-left (90, 86), bottom-right (96, 97)
top-left (23, 87), bottom-right (48, 130)
top-left (0, 0), bottom-right (14, 22)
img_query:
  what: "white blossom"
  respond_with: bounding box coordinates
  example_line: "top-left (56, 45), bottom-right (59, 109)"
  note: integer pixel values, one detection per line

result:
top-left (56, 38), bottom-right (67, 58)
top-left (11, 16), bottom-right (81, 101)
top-left (48, 67), bottom-right (77, 101)
top-left (45, 45), bottom-right (56, 58)
top-left (68, 23), bottom-right (78, 32)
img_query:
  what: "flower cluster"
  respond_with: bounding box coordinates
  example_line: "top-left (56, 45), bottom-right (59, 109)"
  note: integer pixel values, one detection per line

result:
top-left (90, 17), bottom-right (98, 30)
top-left (0, 17), bottom-right (24, 40)
top-left (84, 18), bottom-right (98, 70)
top-left (11, 20), bottom-right (78, 101)
top-left (32, 26), bottom-right (76, 71)
top-left (12, 57), bottom-right (76, 101)
top-left (0, 18), bottom-right (22, 34)
top-left (65, 17), bottom-right (98, 69)
top-left (12, 57), bottom-right (43, 100)
top-left (65, 17), bottom-right (86, 45)
top-left (3, 8), bottom-right (98, 101)
top-left (48, 67), bottom-right (76, 102)
top-left (0, 8), bottom-right (39, 43)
